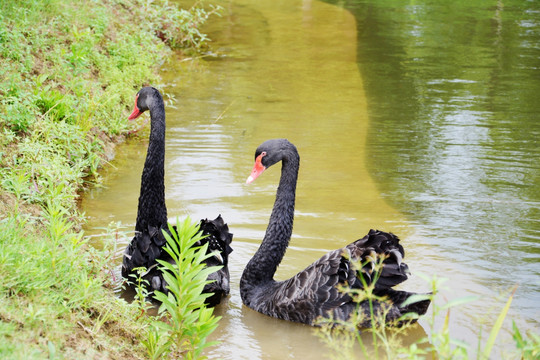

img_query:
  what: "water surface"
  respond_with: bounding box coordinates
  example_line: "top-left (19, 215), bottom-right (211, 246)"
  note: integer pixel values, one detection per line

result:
top-left (327, 0), bottom-right (540, 324)
top-left (82, 0), bottom-right (540, 358)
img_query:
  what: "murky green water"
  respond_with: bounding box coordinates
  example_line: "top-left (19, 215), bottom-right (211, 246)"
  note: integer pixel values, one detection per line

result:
top-left (328, 0), bottom-right (540, 315)
top-left (82, 0), bottom-right (539, 358)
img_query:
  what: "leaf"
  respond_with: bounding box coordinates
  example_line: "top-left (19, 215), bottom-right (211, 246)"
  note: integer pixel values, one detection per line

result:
top-left (396, 312), bottom-right (420, 323)
top-left (149, 216), bottom-right (222, 356)
top-left (400, 293), bottom-right (432, 308)
top-left (439, 295), bottom-right (479, 310)
top-left (482, 285), bottom-right (517, 359)
top-left (512, 321), bottom-right (525, 348)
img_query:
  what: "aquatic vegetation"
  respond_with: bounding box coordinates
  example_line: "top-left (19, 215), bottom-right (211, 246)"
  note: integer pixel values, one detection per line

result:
top-left (315, 271), bottom-right (539, 359)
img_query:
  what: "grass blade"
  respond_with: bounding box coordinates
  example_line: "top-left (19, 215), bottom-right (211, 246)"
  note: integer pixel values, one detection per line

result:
top-left (482, 285), bottom-right (517, 359)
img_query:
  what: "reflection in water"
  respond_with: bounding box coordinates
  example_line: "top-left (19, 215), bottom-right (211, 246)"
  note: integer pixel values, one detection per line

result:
top-left (325, 0), bottom-right (540, 327)
top-left (81, 0), bottom-right (539, 358)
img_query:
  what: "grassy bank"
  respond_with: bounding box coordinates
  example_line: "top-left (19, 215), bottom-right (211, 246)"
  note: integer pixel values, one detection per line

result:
top-left (0, 0), bottom-right (220, 358)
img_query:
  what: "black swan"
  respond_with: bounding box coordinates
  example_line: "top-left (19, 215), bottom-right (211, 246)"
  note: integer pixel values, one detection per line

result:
top-left (240, 138), bottom-right (430, 327)
top-left (121, 86), bottom-right (233, 307)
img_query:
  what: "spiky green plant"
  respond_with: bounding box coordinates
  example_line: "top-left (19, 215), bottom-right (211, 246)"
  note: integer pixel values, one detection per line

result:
top-left (143, 217), bottom-right (221, 359)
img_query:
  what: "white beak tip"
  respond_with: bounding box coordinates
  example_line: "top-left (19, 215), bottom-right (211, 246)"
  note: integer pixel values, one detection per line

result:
top-left (246, 176), bottom-right (254, 184)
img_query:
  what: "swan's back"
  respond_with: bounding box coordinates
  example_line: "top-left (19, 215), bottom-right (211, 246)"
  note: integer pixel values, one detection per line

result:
top-left (244, 229), bottom-right (429, 326)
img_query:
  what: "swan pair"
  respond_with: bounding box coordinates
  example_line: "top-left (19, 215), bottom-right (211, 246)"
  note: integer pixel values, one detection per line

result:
top-left (121, 87), bottom-right (430, 326)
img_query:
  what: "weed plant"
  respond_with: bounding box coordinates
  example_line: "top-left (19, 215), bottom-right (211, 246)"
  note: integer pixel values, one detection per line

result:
top-left (0, 0), bottom-right (222, 358)
top-left (136, 218), bottom-right (221, 359)
top-left (315, 256), bottom-right (540, 359)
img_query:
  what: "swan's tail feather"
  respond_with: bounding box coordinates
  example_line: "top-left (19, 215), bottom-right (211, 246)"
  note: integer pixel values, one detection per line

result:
top-left (350, 229), bottom-right (409, 289)
top-left (346, 230), bottom-right (430, 325)
top-left (399, 294), bottom-right (431, 318)
top-left (350, 289), bottom-right (431, 328)
top-left (198, 215), bottom-right (233, 306)
top-left (377, 288), bottom-right (432, 324)
top-left (199, 214), bottom-right (234, 266)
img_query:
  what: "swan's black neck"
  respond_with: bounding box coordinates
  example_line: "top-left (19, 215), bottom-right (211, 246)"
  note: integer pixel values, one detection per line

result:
top-left (242, 147), bottom-right (300, 287)
top-left (135, 95), bottom-right (167, 232)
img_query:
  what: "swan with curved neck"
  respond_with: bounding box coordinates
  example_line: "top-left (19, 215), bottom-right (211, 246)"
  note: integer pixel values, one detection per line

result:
top-left (240, 138), bottom-right (430, 326)
top-left (121, 87), bottom-right (233, 306)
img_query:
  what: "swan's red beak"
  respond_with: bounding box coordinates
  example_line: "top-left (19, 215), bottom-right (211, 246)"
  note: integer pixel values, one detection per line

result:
top-left (128, 95), bottom-right (141, 120)
top-left (246, 153), bottom-right (266, 184)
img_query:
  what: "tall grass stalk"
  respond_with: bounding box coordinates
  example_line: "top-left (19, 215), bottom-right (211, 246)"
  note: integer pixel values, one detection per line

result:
top-left (316, 269), bottom-right (538, 360)
top-left (315, 255), bottom-right (425, 359)
top-left (481, 285), bottom-right (516, 359)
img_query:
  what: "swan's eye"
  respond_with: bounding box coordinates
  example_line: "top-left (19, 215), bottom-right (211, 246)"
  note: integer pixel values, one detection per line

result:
top-left (261, 151), bottom-right (267, 157)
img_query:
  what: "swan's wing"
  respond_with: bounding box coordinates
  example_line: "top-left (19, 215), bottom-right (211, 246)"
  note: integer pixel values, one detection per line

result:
top-left (272, 229), bottom-right (411, 324)
top-left (122, 223), bottom-right (168, 277)
top-left (267, 247), bottom-right (353, 324)
top-left (198, 215), bottom-right (233, 305)
top-left (121, 223), bottom-right (172, 294)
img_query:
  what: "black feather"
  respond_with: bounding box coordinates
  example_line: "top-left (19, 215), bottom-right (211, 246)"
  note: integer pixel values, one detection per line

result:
top-left (121, 87), bottom-right (233, 307)
top-left (240, 139), bottom-right (430, 327)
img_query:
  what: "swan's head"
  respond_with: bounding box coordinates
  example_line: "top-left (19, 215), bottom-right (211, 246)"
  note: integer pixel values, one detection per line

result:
top-left (128, 86), bottom-right (160, 120)
top-left (246, 139), bottom-right (297, 184)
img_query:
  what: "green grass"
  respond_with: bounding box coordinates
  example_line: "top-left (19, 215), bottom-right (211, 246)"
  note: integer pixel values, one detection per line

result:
top-left (0, 196), bottom-right (144, 358)
top-left (0, 0), bottom-right (222, 358)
